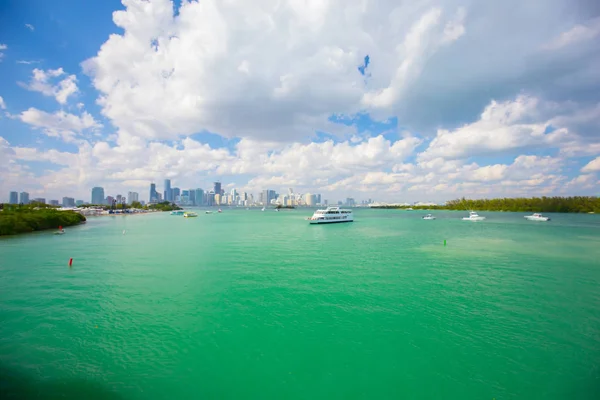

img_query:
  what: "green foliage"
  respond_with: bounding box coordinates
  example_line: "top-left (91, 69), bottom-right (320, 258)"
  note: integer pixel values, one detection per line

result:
top-left (130, 201), bottom-right (143, 209)
top-left (0, 204), bottom-right (86, 236)
top-left (372, 197), bottom-right (600, 213)
top-left (148, 202), bottom-right (181, 212)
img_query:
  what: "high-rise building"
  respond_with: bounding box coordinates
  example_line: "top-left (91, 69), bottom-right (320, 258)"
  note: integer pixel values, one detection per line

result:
top-left (207, 191), bottom-right (215, 206)
top-left (91, 187), bottom-right (105, 205)
top-left (19, 192), bottom-right (29, 204)
top-left (75, 200), bottom-right (84, 206)
top-left (346, 198), bottom-right (355, 207)
top-left (49, 200), bottom-right (59, 206)
top-left (316, 194), bottom-right (321, 205)
top-left (305, 193), bottom-right (317, 206)
top-left (9, 191), bottom-right (18, 204)
top-left (164, 179), bottom-right (172, 202)
top-left (261, 189), bottom-right (276, 205)
top-left (188, 189), bottom-right (196, 205)
top-left (116, 194), bottom-right (123, 204)
top-left (195, 188), bottom-right (204, 206)
top-left (172, 187), bottom-right (180, 201)
top-left (62, 197), bottom-right (75, 207)
top-left (32, 198), bottom-right (46, 204)
top-left (149, 183), bottom-right (158, 202)
top-left (106, 196), bottom-right (115, 207)
top-left (214, 193), bottom-right (221, 205)
top-left (214, 182), bottom-right (222, 197)
top-left (128, 192), bottom-right (139, 203)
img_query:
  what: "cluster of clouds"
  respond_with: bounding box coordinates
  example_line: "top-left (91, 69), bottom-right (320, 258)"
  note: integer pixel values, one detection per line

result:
top-left (1, 0), bottom-right (599, 202)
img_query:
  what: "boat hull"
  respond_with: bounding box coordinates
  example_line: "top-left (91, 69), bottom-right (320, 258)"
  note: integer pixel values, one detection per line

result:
top-left (524, 217), bottom-right (550, 221)
top-left (462, 217), bottom-right (486, 221)
top-left (309, 219), bottom-right (354, 224)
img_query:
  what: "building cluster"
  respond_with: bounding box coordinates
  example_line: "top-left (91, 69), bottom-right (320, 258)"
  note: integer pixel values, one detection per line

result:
top-left (6, 183), bottom-right (372, 208)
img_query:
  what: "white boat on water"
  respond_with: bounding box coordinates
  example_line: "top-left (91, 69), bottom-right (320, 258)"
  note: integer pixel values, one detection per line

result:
top-left (524, 213), bottom-right (550, 222)
top-left (218, 209), bottom-right (222, 213)
top-left (184, 212), bottom-right (198, 218)
top-left (205, 211), bottom-right (213, 214)
top-left (462, 211), bottom-right (486, 221)
top-left (422, 214), bottom-right (435, 220)
top-left (308, 206), bottom-right (353, 224)
top-left (261, 207), bottom-right (265, 211)
top-left (54, 228), bottom-right (65, 235)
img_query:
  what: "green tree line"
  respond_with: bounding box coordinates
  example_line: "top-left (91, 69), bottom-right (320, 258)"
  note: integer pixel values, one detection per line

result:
top-left (372, 197), bottom-right (600, 213)
top-left (0, 203), bottom-right (86, 236)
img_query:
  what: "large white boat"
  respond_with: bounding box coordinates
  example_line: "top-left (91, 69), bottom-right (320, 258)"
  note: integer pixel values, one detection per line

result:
top-left (308, 206), bottom-right (354, 224)
top-left (183, 212), bottom-right (198, 218)
top-left (422, 214), bottom-right (435, 220)
top-left (524, 213), bottom-right (550, 222)
top-left (462, 211), bottom-right (486, 221)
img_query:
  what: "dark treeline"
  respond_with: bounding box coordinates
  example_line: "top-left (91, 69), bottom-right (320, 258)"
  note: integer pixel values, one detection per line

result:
top-left (373, 197), bottom-right (600, 213)
top-left (0, 203), bottom-right (86, 236)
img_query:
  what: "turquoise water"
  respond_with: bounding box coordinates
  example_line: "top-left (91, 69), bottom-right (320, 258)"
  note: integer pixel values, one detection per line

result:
top-left (1, 209), bottom-right (600, 399)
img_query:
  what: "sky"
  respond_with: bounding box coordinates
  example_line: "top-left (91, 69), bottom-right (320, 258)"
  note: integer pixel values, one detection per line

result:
top-left (1, 0), bottom-right (599, 203)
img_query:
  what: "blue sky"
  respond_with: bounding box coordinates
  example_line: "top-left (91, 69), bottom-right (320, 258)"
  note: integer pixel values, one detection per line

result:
top-left (1, 0), bottom-right (599, 203)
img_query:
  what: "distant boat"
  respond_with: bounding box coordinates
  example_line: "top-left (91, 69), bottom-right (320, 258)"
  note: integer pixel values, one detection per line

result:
top-left (462, 211), bottom-right (485, 221)
top-left (205, 211), bottom-right (213, 214)
top-left (54, 226), bottom-right (65, 235)
top-left (422, 214), bottom-right (435, 220)
top-left (524, 213), bottom-right (550, 222)
top-left (274, 209), bottom-right (279, 212)
top-left (184, 212), bottom-right (198, 218)
top-left (218, 209), bottom-right (222, 213)
top-left (406, 207), bottom-right (414, 211)
top-left (308, 206), bottom-right (353, 224)
top-left (261, 207), bottom-right (265, 211)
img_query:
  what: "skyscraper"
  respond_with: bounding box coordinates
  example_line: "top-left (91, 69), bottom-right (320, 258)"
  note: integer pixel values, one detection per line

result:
top-left (149, 183), bottom-right (158, 202)
top-left (33, 198), bottom-right (46, 204)
top-left (19, 192), bottom-right (29, 204)
top-left (91, 187), bottom-right (104, 205)
top-left (195, 188), bottom-right (204, 206)
top-left (49, 200), bottom-right (59, 206)
top-left (62, 197), bottom-right (75, 207)
top-left (261, 189), bottom-right (276, 205)
top-left (164, 179), bottom-right (172, 202)
top-left (128, 192), bottom-right (139, 203)
top-left (172, 187), bottom-right (180, 202)
top-left (189, 189), bottom-right (196, 205)
top-left (214, 182), bottom-right (222, 197)
top-left (9, 191), bottom-right (18, 204)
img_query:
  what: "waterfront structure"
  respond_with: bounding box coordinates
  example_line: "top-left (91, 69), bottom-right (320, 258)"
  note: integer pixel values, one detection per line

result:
top-left (19, 192), bottom-right (29, 204)
top-left (91, 187), bottom-right (105, 205)
top-left (128, 192), bottom-right (139, 203)
top-left (9, 191), bottom-right (18, 204)
top-left (33, 198), bottom-right (46, 204)
top-left (164, 179), bottom-right (172, 202)
top-left (49, 200), bottom-right (59, 206)
top-left (75, 200), bottom-right (84, 206)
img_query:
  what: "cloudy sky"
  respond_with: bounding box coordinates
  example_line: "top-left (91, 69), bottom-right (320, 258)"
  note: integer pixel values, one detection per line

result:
top-left (1, 0), bottom-right (599, 203)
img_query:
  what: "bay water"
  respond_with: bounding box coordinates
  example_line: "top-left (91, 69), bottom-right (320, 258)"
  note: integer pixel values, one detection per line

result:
top-left (1, 209), bottom-right (599, 399)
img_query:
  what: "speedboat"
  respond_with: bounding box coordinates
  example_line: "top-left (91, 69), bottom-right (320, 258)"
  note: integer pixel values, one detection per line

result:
top-left (422, 214), bottom-right (435, 220)
top-left (462, 211), bottom-right (486, 221)
top-left (218, 209), bottom-right (222, 213)
top-left (183, 212), bottom-right (198, 218)
top-left (205, 211), bottom-right (213, 214)
top-left (54, 229), bottom-right (65, 235)
top-left (524, 213), bottom-right (550, 222)
top-left (308, 206), bottom-right (354, 224)
top-left (261, 207), bottom-right (265, 211)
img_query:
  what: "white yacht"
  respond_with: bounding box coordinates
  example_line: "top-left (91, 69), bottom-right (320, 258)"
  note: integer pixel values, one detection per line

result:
top-left (462, 211), bottom-right (486, 221)
top-left (422, 214), bottom-right (435, 220)
top-left (524, 213), bottom-right (550, 222)
top-left (183, 212), bottom-right (198, 218)
top-left (308, 207), bottom-right (354, 224)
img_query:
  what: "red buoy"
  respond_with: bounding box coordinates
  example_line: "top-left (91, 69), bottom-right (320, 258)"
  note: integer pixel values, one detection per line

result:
top-left (69, 258), bottom-right (73, 267)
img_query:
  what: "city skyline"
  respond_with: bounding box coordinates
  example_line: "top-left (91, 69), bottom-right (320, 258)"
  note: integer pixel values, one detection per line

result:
top-left (1, 1), bottom-right (599, 204)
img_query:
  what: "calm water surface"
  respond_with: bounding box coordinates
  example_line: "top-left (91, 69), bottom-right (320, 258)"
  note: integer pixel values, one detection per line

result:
top-left (1, 209), bottom-right (600, 399)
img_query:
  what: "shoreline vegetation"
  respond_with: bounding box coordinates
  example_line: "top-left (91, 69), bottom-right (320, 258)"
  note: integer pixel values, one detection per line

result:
top-left (0, 204), bottom-right (86, 236)
top-left (371, 196), bottom-right (600, 213)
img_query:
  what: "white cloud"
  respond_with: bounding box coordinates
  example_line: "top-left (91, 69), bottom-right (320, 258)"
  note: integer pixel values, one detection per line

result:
top-left (0, 95), bottom-right (5, 109)
top-left (582, 157), bottom-right (600, 173)
top-left (21, 68), bottom-right (79, 104)
top-left (0, 43), bottom-right (7, 61)
top-left (19, 108), bottom-right (102, 142)
top-left (25, 24), bottom-right (35, 31)
top-left (543, 17), bottom-right (600, 50)
top-left (16, 60), bottom-right (41, 65)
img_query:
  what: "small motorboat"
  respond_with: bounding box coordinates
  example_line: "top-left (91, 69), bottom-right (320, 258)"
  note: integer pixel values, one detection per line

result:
top-left (217, 209), bottom-right (222, 213)
top-left (184, 212), bottom-right (198, 218)
top-left (261, 207), bottom-right (265, 211)
top-left (54, 227), bottom-right (65, 235)
top-left (524, 213), bottom-right (550, 222)
top-left (462, 211), bottom-right (486, 221)
top-left (205, 211), bottom-right (213, 214)
top-left (422, 214), bottom-right (435, 220)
